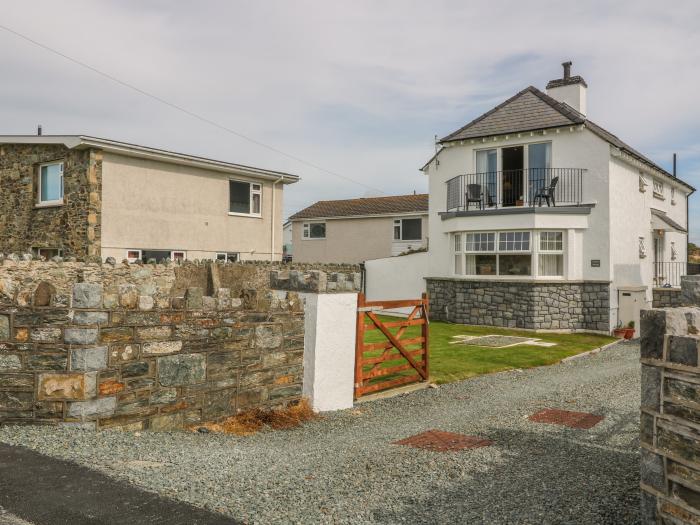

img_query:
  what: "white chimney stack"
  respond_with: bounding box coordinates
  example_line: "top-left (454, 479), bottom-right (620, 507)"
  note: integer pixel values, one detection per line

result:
top-left (545, 61), bottom-right (587, 116)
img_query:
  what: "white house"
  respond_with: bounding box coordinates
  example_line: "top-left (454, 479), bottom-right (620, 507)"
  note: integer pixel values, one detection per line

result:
top-left (421, 62), bottom-right (694, 332)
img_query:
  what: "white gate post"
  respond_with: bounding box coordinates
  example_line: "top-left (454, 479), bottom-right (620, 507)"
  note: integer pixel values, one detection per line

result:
top-left (301, 292), bottom-right (357, 411)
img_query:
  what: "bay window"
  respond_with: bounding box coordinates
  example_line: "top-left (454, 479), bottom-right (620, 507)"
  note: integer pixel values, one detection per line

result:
top-left (454, 230), bottom-right (564, 278)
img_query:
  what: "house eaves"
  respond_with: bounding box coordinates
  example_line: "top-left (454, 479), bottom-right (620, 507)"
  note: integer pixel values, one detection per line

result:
top-left (0, 135), bottom-right (301, 184)
top-left (289, 211), bottom-right (428, 222)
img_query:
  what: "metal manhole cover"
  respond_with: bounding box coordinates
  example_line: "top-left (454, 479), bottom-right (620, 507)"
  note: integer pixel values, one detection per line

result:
top-left (394, 430), bottom-right (493, 452)
top-left (528, 408), bottom-right (604, 429)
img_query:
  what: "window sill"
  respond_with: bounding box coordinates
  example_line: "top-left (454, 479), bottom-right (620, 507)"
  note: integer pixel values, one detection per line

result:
top-left (228, 212), bottom-right (262, 219)
top-left (34, 201), bottom-right (64, 209)
top-left (302, 237), bottom-right (326, 241)
top-left (393, 239), bottom-right (422, 243)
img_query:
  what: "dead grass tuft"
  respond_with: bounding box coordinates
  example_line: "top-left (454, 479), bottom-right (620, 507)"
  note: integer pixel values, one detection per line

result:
top-left (192, 398), bottom-right (319, 436)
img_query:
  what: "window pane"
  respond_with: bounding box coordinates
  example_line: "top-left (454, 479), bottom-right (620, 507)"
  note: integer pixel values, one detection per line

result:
top-left (466, 254), bottom-right (497, 275)
top-left (252, 193), bottom-right (261, 214)
top-left (40, 164), bottom-right (62, 202)
top-left (309, 223), bottom-right (326, 238)
top-left (540, 231), bottom-right (563, 251)
top-left (476, 149), bottom-right (497, 173)
top-left (216, 253), bottom-right (227, 261)
top-left (539, 254), bottom-right (563, 276)
top-left (454, 254), bottom-right (463, 274)
top-left (498, 254), bottom-right (532, 275)
top-left (401, 219), bottom-right (421, 240)
top-left (394, 222), bottom-right (401, 240)
top-left (499, 231), bottom-right (530, 251)
top-left (465, 232), bottom-right (495, 252)
top-left (141, 250), bottom-right (170, 263)
top-left (454, 234), bottom-right (461, 252)
top-left (229, 181), bottom-right (250, 213)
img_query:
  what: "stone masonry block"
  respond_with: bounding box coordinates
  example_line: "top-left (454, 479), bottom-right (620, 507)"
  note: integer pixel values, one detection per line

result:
top-left (255, 325), bottom-right (283, 349)
top-left (64, 328), bottom-right (99, 345)
top-left (73, 283), bottom-right (103, 309)
top-left (37, 371), bottom-right (97, 400)
top-left (142, 340), bottom-right (182, 355)
top-left (67, 396), bottom-right (116, 420)
top-left (73, 311), bottom-right (110, 325)
top-left (682, 275), bottom-right (700, 306)
top-left (186, 287), bottom-right (204, 309)
top-left (158, 353), bottom-right (206, 386)
top-left (0, 315), bottom-right (9, 340)
top-left (640, 448), bottom-right (666, 492)
top-left (668, 336), bottom-right (700, 367)
top-left (70, 346), bottom-right (108, 371)
top-left (641, 365), bottom-right (661, 411)
top-left (641, 309), bottom-right (666, 360)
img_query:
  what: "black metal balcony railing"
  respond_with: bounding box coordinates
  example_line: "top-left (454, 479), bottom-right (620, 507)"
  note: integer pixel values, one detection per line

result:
top-left (654, 261), bottom-right (686, 288)
top-left (446, 168), bottom-right (585, 212)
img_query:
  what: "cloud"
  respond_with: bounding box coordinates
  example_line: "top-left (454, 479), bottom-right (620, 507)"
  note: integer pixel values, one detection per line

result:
top-left (1, 0), bottom-right (699, 237)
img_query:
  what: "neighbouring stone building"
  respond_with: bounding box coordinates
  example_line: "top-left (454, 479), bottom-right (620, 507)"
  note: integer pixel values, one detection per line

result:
top-left (0, 259), bottom-right (360, 429)
top-left (0, 135), bottom-right (299, 262)
top-left (640, 276), bottom-right (700, 523)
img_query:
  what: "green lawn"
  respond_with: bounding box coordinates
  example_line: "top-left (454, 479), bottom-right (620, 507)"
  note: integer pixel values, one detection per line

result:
top-left (362, 316), bottom-right (617, 385)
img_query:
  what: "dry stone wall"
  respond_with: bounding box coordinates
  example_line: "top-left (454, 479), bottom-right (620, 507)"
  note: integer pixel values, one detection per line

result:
top-left (0, 260), bottom-right (309, 429)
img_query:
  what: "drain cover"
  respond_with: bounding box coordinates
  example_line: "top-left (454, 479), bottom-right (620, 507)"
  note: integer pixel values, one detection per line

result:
top-left (394, 430), bottom-right (492, 452)
top-left (528, 408), bottom-right (604, 429)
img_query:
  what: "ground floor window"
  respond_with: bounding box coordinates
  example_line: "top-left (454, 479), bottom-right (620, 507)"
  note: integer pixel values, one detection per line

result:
top-left (126, 249), bottom-right (186, 263)
top-left (393, 218), bottom-right (422, 241)
top-left (216, 252), bottom-right (240, 262)
top-left (32, 247), bottom-right (62, 260)
top-left (453, 230), bottom-right (564, 278)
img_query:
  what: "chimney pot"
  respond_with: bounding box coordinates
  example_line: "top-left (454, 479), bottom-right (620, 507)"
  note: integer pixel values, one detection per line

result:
top-left (562, 61), bottom-right (572, 79)
top-left (37, 125), bottom-right (42, 136)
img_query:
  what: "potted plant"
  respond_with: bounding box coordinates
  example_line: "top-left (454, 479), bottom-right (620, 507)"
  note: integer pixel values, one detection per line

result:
top-left (612, 323), bottom-right (627, 338)
top-left (624, 321), bottom-right (635, 340)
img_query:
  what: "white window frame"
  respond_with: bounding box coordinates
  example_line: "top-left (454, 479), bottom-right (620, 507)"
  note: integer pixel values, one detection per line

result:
top-left (171, 251), bottom-right (186, 262)
top-left (228, 179), bottom-right (263, 218)
top-left (303, 222), bottom-right (326, 240)
top-left (32, 247), bottom-right (63, 260)
top-left (216, 252), bottom-right (240, 262)
top-left (453, 230), bottom-right (568, 279)
top-left (393, 217), bottom-right (422, 242)
top-left (126, 249), bottom-right (142, 263)
top-left (537, 231), bottom-right (565, 277)
top-left (37, 161), bottom-right (64, 206)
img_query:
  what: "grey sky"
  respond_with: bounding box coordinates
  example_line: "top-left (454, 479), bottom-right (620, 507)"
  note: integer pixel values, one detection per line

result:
top-left (2, 1), bottom-right (699, 239)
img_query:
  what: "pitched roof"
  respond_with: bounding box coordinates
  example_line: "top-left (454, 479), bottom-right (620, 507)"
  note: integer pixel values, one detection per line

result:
top-left (438, 86), bottom-right (694, 190)
top-left (0, 135), bottom-right (300, 183)
top-left (290, 194), bottom-right (428, 220)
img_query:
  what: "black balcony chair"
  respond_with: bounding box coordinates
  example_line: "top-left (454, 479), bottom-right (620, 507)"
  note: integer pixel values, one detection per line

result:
top-left (533, 176), bottom-right (559, 207)
top-left (465, 184), bottom-right (483, 210)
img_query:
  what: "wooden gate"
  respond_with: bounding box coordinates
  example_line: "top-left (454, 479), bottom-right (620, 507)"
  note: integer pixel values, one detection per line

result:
top-left (354, 293), bottom-right (429, 398)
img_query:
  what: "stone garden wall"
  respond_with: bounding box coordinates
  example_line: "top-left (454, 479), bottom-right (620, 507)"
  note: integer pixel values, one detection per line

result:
top-left (426, 278), bottom-right (610, 331)
top-left (0, 260), bottom-right (359, 429)
top-left (640, 275), bottom-right (700, 523)
top-left (653, 288), bottom-right (684, 309)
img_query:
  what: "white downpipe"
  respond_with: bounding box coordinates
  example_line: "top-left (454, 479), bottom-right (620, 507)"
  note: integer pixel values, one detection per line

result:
top-left (271, 176), bottom-right (284, 261)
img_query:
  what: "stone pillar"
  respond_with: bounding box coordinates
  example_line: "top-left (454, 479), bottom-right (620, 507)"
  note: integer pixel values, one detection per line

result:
top-left (301, 292), bottom-right (357, 412)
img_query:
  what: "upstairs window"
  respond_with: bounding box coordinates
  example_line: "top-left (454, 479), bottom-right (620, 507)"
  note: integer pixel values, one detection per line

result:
top-left (229, 180), bottom-right (262, 216)
top-left (38, 161), bottom-right (64, 205)
top-left (393, 218), bottom-right (422, 241)
top-left (303, 222), bottom-right (326, 239)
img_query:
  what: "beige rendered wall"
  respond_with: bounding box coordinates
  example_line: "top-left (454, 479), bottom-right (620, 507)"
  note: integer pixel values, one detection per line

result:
top-left (100, 152), bottom-right (285, 261)
top-left (292, 215), bottom-right (427, 264)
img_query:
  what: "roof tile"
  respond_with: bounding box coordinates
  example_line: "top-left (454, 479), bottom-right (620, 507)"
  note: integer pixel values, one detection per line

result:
top-left (290, 194), bottom-right (428, 220)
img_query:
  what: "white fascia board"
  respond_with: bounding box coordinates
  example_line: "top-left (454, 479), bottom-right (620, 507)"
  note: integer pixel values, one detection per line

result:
top-left (0, 135), bottom-right (300, 184)
top-left (290, 212), bottom-right (428, 222)
top-left (610, 146), bottom-right (692, 193)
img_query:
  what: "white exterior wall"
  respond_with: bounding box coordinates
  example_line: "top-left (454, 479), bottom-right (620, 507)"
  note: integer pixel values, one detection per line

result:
top-left (608, 154), bottom-right (690, 326)
top-left (424, 127), bottom-right (612, 282)
top-left (365, 252), bottom-right (429, 314)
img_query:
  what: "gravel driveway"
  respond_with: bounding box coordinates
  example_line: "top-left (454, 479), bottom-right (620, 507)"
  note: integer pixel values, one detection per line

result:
top-left (0, 341), bottom-right (641, 524)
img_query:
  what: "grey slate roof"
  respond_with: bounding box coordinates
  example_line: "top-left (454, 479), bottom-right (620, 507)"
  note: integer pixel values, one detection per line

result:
top-left (438, 86), bottom-right (694, 191)
top-left (290, 194), bottom-right (428, 220)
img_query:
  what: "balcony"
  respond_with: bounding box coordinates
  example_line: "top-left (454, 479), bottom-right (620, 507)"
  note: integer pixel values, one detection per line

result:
top-left (445, 168), bottom-right (586, 213)
top-left (654, 261), bottom-right (686, 288)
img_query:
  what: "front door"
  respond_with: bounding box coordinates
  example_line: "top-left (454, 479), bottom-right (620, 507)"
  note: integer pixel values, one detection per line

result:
top-left (502, 146), bottom-right (524, 207)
